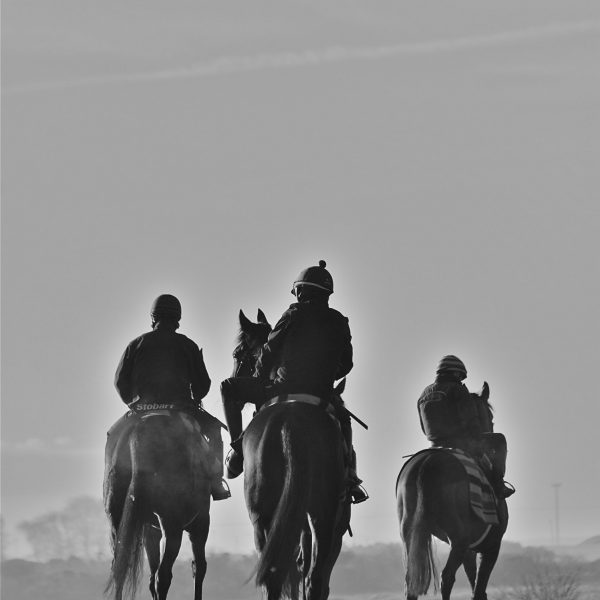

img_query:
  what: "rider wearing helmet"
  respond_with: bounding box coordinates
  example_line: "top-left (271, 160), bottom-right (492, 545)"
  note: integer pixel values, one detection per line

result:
top-left (418, 355), bottom-right (515, 498)
top-left (111, 294), bottom-right (231, 501)
top-left (223, 261), bottom-right (368, 504)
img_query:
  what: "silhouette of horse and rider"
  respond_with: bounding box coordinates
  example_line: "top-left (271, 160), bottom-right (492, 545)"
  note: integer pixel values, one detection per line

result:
top-left (103, 260), bottom-right (514, 600)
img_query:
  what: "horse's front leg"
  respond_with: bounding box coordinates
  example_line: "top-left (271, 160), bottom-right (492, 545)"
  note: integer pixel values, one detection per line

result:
top-left (189, 514), bottom-right (210, 600)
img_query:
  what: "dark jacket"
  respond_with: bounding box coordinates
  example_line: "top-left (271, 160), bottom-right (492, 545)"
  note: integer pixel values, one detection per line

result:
top-left (254, 300), bottom-right (353, 397)
top-left (418, 376), bottom-right (482, 445)
top-left (115, 323), bottom-right (211, 406)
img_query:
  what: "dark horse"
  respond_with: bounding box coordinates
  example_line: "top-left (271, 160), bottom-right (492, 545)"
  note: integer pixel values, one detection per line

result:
top-left (234, 309), bottom-right (351, 600)
top-left (395, 387), bottom-right (508, 600)
top-left (104, 410), bottom-right (213, 600)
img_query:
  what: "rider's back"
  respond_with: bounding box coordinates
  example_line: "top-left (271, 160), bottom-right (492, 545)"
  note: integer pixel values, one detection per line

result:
top-left (418, 378), bottom-right (482, 446)
top-left (263, 301), bottom-right (352, 397)
top-left (115, 326), bottom-right (207, 406)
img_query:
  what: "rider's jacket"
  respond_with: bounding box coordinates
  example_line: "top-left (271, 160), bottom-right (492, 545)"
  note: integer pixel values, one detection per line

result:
top-left (418, 376), bottom-right (483, 446)
top-left (115, 322), bottom-right (211, 407)
top-left (254, 300), bottom-right (353, 398)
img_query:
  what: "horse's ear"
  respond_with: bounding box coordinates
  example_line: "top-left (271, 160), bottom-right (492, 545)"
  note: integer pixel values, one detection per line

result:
top-left (239, 309), bottom-right (252, 331)
top-left (481, 381), bottom-right (490, 401)
top-left (335, 377), bottom-right (346, 395)
top-left (257, 309), bottom-right (269, 325)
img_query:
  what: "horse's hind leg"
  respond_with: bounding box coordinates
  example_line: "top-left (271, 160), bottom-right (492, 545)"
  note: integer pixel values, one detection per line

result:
top-left (305, 516), bottom-right (341, 600)
top-left (463, 550), bottom-right (477, 594)
top-left (251, 517), bottom-right (286, 600)
top-left (255, 522), bottom-right (286, 600)
top-left (155, 521), bottom-right (183, 600)
top-left (189, 514), bottom-right (210, 600)
top-left (472, 545), bottom-right (500, 600)
top-left (441, 542), bottom-right (468, 600)
top-left (144, 526), bottom-right (161, 600)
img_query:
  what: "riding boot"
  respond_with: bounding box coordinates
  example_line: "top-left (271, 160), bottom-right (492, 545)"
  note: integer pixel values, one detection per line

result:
top-left (494, 474), bottom-right (516, 498)
top-left (221, 390), bottom-right (244, 479)
top-left (207, 430), bottom-right (231, 501)
top-left (194, 408), bottom-right (231, 500)
top-left (480, 432), bottom-right (515, 499)
top-left (347, 448), bottom-right (369, 504)
top-left (487, 466), bottom-right (515, 499)
top-left (335, 404), bottom-right (368, 504)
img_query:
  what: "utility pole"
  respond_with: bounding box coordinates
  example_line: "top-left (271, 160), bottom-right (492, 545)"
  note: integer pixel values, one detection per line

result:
top-left (552, 483), bottom-right (562, 546)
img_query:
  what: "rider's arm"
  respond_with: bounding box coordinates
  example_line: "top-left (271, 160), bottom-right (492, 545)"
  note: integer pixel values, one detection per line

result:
top-left (190, 345), bottom-right (211, 404)
top-left (114, 343), bottom-right (134, 404)
top-left (335, 316), bottom-right (353, 379)
top-left (254, 309), bottom-right (293, 380)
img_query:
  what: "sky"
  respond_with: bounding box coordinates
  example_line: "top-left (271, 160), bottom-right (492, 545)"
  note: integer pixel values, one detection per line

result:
top-left (2, 0), bottom-right (600, 558)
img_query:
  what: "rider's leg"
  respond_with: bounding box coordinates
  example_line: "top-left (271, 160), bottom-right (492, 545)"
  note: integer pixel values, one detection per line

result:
top-left (337, 404), bottom-right (368, 504)
top-left (220, 377), bottom-right (266, 478)
top-left (481, 432), bottom-right (515, 498)
top-left (221, 378), bottom-right (245, 478)
top-left (195, 409), bottom-right (231, 500)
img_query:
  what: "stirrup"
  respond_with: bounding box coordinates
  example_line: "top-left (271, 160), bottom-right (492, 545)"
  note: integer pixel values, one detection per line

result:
top-left (503, 481), bottom-right (516, 498)
top-left (350, 483), bottom-right (369, 505)
top-left (211, 479), bottom-right (231, 501)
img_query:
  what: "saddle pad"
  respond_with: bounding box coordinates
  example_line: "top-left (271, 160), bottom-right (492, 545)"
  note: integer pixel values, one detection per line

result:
top-left (446, 448), bottom-right (499, 526)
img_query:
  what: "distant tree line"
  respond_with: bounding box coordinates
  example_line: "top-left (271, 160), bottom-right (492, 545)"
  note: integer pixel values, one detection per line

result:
top-left (16, 497), bottom-right (110, 561)
top-left (7, 496), bottom-right (600, 600)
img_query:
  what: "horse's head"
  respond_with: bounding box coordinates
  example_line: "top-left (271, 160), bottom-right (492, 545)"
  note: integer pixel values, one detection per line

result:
top-left (232, 309), bottom-right (272, 377)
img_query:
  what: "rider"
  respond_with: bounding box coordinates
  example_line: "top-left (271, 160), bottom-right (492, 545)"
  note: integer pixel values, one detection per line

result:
top-left (113, 294), bottom-right (231, 501)
top-left (221, 260), bottom-right (369, 504)
top-left (417, 355), bottom-right (515, 498)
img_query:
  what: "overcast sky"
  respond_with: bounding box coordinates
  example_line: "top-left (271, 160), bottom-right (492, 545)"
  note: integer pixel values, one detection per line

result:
top-left (2, 0), bottom-right (599, 557)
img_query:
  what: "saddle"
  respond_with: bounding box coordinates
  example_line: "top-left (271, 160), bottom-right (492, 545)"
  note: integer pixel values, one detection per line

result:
top-left (108, 407), bottom-right (214, 470)
top-left (261, 392), bottom-right (337, 416)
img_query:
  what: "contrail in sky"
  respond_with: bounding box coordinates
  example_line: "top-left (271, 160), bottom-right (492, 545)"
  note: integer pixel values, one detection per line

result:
top-left (4, 21), bottom-right (599, 95)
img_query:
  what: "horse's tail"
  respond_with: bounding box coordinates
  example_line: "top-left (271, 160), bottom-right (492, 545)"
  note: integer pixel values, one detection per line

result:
top-left (105, 433), bottom-right (147, 600)
top-left (256, 421), bottom-right (308, 597)
top-left (404, 462), bottom-right (438, 597)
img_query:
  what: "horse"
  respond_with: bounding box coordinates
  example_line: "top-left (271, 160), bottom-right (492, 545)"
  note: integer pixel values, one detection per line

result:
top-left (233, 309), bottom-right (351, 600)
top-left (395, 386), bottom-right (508, 600)
top-left (103, 409), bottom-right (213, 600)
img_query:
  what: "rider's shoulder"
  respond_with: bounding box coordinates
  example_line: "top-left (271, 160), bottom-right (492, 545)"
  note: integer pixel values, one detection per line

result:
top-left (127, 330), bottom-right (153, 346)
top-left (327, 306), bottom-right (348, 321)
top-left (176, 331), bottom-right (201, 349)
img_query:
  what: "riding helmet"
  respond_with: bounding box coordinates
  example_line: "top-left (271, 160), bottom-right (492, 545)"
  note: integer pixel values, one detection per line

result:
top-left (436, 355), bottom-right (467, 379)
top-left (291, 260), bottom-right (334, 295)
top-left (151, 294), bottom-right (182, 321)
